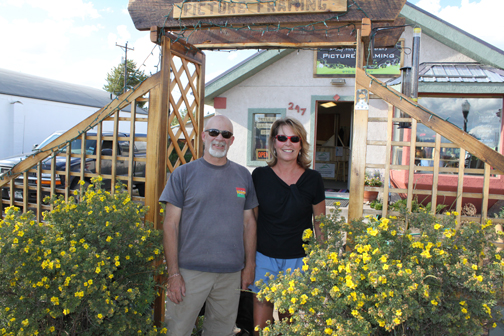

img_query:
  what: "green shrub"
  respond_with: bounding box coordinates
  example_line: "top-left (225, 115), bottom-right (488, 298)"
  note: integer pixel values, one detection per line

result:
top-left (256, 206), bottom-right (504, 335)
top-left (0, 177), bottom-right (166, 335)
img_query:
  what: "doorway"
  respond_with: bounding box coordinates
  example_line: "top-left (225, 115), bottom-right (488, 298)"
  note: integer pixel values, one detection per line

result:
top-left (314, 101), bottom-right (353, 192)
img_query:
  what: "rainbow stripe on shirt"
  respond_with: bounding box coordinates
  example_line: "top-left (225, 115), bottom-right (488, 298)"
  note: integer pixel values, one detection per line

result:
top-left (236, 188), bottom-right (246, 198)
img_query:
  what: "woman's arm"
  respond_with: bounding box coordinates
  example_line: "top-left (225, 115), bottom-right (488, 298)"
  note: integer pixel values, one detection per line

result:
top-left (312, 200), bottom-right (326, 242)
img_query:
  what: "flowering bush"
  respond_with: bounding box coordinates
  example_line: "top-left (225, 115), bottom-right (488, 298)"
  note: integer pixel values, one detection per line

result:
top-left (256, 204), bottom-right (504, 335)
top-left (0, 177), bottom-right (165, 335)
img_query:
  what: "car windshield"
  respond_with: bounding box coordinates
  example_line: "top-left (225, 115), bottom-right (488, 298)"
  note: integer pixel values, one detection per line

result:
top-left (36, 133), bottom-right (62, 150)
top-left (67, 139), bottom-right (97, 155)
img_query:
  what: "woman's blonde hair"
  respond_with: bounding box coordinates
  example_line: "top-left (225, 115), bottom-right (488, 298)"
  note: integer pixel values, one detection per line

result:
top-left (267, 117), bottom-right (311, 169)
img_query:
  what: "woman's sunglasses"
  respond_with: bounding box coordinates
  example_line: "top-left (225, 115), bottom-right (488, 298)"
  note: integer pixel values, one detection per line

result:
top-left (205, 129), bottom-right (233, 139)
top-left (275, 135), bottom-right (300, 143)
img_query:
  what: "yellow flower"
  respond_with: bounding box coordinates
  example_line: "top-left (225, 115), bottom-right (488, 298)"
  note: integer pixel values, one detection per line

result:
top-left (324, 328), bottom-right (333, 334)
top-left (302, 228), bottom-right (313, 240)
top-left (367, 227), bottom-right (378, 236)
top-left (431, 300), bottom-right (438, 306)
top-left (97, 314), bottom-right (103, 319)
top-left (394, 318), bottom-right (401, 325)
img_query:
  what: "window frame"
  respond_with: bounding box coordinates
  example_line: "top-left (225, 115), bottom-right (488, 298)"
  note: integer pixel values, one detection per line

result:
top-left (247, 108), bottom-right (286, 167)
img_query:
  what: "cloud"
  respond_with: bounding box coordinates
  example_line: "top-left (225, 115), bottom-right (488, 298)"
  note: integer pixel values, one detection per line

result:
top-left (414, 0), bottom-right (504, 50)
top-left (129, 34), bottom-right (162, 76)
top-left (12, 0), bottom-right (101, 19)
top-left (228, 52), bottom-right (239, 61)
top-left (72, 24), bottom-right (104, 37)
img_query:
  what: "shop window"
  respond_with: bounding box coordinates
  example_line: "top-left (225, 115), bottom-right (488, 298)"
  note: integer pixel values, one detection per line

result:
top-left (247, 108), bottom-right (285, 166)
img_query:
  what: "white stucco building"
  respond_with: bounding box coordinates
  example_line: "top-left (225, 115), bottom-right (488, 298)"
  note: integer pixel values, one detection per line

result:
top-left (0, 68), bottom-right (147, 159)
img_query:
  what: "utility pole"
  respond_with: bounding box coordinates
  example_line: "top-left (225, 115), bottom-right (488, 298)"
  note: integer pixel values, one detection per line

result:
top-left (116, 42), bottom-right (134, 94)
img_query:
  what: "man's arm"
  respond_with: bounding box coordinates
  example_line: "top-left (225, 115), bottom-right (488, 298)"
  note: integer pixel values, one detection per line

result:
top-left (163, 202), bottom-right (185, 304)
top-left (313, 200), bottom-right (326, 242)
top-left (241, 208), bottom-right (257, 290)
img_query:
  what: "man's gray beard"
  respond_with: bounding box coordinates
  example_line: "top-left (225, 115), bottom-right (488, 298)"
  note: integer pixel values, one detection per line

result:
top-left (208, 140), bottom-right (228, 158)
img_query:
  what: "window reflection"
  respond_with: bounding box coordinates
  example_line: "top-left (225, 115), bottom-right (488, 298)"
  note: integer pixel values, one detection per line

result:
top-left (392, 97), bottom-right (503, 174)
top-left (417, 97), bottom-right (502, 149)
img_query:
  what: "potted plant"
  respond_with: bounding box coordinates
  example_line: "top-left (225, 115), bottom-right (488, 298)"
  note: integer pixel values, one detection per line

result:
top-left (364, 170), bottom-right (383, 202)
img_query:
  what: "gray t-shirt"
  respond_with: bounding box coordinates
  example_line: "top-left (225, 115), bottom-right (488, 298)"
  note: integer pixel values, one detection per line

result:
top-left (159, 158), bottom-right (258, 273)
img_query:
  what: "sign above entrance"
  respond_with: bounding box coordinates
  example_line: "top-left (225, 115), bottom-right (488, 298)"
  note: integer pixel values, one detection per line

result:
top-left (173, 0), bottom-right (347, 19)
top-left (314, 40), bottom-right (404, 77)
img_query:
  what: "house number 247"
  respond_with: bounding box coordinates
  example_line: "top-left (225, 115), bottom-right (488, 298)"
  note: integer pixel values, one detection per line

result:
top-left (288, 102), bottom-right (306, 116)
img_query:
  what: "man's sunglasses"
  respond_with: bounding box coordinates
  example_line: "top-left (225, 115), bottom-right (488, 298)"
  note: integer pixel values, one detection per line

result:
top-left (275, 135), bottom-right (300, 143)
top-left (205, 129), bottom-right (233, 139)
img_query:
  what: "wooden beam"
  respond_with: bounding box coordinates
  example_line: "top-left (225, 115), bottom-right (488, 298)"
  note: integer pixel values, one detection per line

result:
top-left (348, 28), bottom-right (367, 221)
top-left (361, 18), bottom-right (371, 37)
top-left (145, 36), bottom-right (171, 328)
top-left (128, 0), bottom-right (407, 30)
top-left (163, 18), bottom-right (405, 49)
top-left (173, 0), bottom-right (347, 19)
top-left (355, 68), bottom-right (504, 174)
top-left (145, 38), bottom-right (170, 229)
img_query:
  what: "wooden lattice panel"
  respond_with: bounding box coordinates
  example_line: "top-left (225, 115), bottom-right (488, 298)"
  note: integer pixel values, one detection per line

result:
top-left (166, 51), bottom-right (202, 172)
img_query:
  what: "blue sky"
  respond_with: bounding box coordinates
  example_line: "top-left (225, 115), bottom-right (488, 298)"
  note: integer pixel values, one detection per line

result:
top-left (0, 0), bottom-right (502, 91)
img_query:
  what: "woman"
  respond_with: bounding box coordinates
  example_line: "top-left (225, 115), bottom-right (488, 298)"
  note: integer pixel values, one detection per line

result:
top-left (250, 117), bottom-right (326, 333)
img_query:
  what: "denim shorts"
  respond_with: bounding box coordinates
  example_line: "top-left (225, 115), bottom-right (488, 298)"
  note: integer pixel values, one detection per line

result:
top-left (249, 251), bottom-right (304, 293)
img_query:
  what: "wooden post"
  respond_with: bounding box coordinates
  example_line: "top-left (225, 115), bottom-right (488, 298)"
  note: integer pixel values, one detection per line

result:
top-left (145, 35), bottom-right (171, 326)
top-left (348, 29), bottom-right (368, 221)
top-left (381, 104), bottom-right (394, 218)
top-left (197, 54), bottom-right (206, 157)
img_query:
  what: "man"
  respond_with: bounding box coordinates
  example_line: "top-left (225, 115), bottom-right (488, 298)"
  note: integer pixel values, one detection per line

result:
top-left (160, 115), bottom-right (258, 336)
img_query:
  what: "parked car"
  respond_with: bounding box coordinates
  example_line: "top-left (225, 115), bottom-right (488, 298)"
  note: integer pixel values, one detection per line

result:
top-left (0, 131), bottom-right (147, 202)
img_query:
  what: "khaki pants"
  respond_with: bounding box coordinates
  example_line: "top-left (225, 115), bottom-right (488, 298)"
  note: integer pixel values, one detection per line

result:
top-left (165, 268), bottom-right (241, 336)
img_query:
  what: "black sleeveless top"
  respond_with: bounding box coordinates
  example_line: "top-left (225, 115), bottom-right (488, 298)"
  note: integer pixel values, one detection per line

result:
top-left (252, 166), bottom-right (325, 259)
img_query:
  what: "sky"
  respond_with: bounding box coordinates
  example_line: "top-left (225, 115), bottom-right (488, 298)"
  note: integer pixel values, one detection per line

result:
top-left (0, 0), bottom-right (503, 91)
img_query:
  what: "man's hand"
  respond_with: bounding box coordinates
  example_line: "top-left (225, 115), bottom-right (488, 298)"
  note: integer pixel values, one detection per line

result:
top-left (167, 274), bottom-right (186, 304)
top-left (241, 264), bottom-right (255, 290)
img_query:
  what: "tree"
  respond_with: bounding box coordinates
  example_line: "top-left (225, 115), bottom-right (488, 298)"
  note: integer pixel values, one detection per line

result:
top-left (103, 59), bottom-right (148, 96)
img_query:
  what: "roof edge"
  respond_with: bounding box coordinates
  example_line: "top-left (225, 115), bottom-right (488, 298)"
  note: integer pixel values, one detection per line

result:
top-left (204, 49), bottom-right (295, 104)
top-left (401, 2), bottom-right (504, 69)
